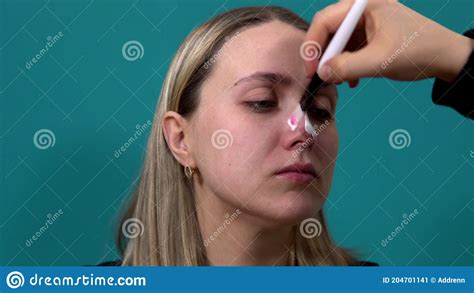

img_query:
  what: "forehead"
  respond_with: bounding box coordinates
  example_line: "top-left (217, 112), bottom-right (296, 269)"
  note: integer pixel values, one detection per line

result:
top-left (209, 20), bottom-right (308, 84)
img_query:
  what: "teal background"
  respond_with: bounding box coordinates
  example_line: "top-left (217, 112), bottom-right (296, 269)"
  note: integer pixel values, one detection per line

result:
top-left (0, 0), bottom-right (473, 266)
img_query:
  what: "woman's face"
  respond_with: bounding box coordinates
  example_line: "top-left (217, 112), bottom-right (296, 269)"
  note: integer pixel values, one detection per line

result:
top-left (192, 20), bottom-right (338, 227)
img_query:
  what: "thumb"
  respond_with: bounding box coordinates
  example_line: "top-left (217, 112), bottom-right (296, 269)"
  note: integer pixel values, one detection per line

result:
top-left (318, 45), bottom-right (382, 83)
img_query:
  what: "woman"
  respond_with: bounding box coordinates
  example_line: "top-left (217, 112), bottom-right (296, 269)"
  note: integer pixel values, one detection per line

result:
top-left (101, 2), bottom-right (473, 266)
top-left (117, 5), bottom-right (359, 267)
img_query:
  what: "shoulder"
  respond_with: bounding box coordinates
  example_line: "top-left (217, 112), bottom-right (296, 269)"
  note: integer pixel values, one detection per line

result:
top-left (355, 260), bottom-right (379, 266)
top-left (97, 259), bottom-right (122, 266)
top-left (95, 259), bottom-right (378, 266)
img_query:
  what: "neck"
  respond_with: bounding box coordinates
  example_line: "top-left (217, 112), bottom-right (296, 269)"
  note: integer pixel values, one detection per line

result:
top-left (195, 185), bottom-right (296, 266)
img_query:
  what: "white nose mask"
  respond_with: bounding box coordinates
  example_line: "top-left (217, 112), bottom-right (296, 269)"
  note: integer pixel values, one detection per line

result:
top-left (287, 103), bottom-right (316, 136)
top-left (283, 74), bottom-right (327, 138)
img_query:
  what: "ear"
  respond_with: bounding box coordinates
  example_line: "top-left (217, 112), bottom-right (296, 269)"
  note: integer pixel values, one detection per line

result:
top-left (162, 111), bottom-right (195, 168)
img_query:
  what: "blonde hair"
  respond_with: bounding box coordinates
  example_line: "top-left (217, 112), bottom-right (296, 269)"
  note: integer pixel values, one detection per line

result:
top-left (118, 6), bottom-right (359, 266)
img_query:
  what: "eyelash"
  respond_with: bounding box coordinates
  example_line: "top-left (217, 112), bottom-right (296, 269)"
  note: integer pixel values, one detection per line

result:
top-left (307, 107), bottom-right (332, 121)
top-left (245, 99), bottom-right (333, 121)
top-left (245, 100), bottom-right (277, 113)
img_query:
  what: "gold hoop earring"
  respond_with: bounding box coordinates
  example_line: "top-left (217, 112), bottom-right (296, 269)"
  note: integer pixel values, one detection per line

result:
top-left (184, 165), bottom-right (195, 179)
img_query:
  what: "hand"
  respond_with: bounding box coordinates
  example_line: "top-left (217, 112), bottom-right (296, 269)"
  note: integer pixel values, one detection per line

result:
top-left (304, 0), bottom-right (473, 84)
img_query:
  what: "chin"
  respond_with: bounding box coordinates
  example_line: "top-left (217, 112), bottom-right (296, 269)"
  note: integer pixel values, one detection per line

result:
top-left (249, 192), bottom-right (324, 228)
top-left (276, 195), bottom-right (323, 224)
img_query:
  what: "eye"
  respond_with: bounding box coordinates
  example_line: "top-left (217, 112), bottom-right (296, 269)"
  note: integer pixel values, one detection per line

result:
top-left (245, 100), bottom-right (277, 113)
top-left (307, 107), bottom-right (332, 122)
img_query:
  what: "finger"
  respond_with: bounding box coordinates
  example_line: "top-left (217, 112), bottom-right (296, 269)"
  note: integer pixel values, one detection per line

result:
top-left (319, 44), bottom-right (382, 83)
top-left (303, 1), bottom-right (355, 77)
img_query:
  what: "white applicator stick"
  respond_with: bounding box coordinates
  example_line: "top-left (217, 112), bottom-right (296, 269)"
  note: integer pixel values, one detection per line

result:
top-left (317, 0), bottom-right (368, 74)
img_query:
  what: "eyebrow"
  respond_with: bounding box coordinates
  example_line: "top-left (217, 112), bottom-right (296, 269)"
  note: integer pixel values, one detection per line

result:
top-left (233, 71), bottom-right (290, 87)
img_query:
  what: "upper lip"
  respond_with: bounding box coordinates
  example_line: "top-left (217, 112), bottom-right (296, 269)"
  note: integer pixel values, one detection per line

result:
top-left (276, 162), bottom-right (318, 178)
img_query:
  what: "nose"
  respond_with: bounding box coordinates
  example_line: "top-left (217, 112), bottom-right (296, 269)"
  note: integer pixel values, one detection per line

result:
top-left (283, 112), bottom-right (314, 151)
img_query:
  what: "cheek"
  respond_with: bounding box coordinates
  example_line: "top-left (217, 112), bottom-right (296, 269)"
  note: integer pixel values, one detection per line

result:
top-left (194, 107), bottom-right (264, 191)
top-left (199, 103), bottom-right (275, 166)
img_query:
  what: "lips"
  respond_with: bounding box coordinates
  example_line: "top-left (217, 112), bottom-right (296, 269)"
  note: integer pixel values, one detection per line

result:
top-left (275, 162), bottom-right (318, 183)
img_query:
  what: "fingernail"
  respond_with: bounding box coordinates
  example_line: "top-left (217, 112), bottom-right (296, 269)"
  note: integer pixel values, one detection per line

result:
top-left (318, 65), bottom-right (331, 80)
top-left (349, 80), bottom-right (359, 88)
